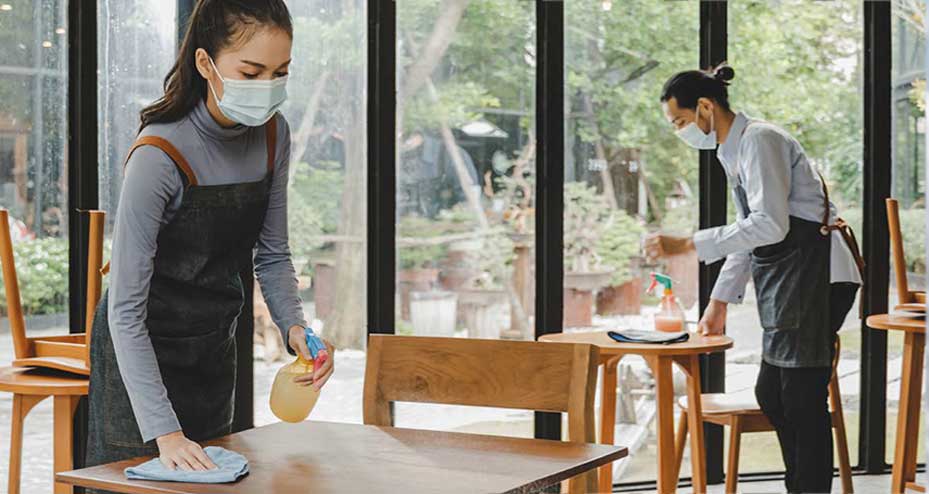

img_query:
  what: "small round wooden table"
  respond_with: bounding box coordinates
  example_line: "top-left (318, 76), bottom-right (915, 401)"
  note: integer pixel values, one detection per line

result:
top-left (539, 331), bottom-right (733, 494)
top-left (866, 314), bottom-right (926, 494)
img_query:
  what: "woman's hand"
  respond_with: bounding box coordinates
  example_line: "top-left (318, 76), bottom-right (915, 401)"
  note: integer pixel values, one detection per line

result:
top-left (288, 326), bottom-right (336, 391)
top-left (698, 299), bottom-right (728, 336)
top-left (644, 234), bottom-right (695, 261)
top-left (155, 431), bottom-right (216, 471)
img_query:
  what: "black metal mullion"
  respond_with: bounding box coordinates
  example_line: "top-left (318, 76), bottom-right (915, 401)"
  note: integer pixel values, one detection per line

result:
top-left (698, 1), bottom-right (727, 486)
top-left (367, 0), bottom-right (396, 338)
top-left (67, 0), bottom-right (98, 476)
top-left (860, 0), bottom-right (892, 474)
top-left (534, 0), bottom-right (565, 443)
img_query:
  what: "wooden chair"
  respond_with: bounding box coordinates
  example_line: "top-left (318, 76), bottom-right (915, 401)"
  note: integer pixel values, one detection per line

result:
top-left (672, 340), bottom-right (853, 494)
top-left (363, 335), bottom-right (600, 494)
top-left (0, 209), bottom-right (106, 376)
top-left (887, 198), bottom-right (926, 311)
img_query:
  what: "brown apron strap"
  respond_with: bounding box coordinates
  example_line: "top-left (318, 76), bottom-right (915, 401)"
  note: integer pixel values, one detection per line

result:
top-left (125, 136), bottom-right (199, 187)
top-left (265, 116), bottom-right (277, 174)
top-left (816, 170), bottom-right (866, 280)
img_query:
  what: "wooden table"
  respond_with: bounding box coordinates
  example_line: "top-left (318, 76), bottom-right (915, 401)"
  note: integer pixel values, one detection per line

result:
top-left (57, 420), bottom-right (627, 494)
top-left (540, 331), bottom-right (733, 494)
top-left (867, 313), bottom-right (926, 494)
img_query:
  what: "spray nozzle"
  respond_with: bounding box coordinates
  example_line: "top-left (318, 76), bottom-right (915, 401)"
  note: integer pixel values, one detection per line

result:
top-left (304, 323), bottom-right (329, 369)
top-left (647, 273), bottom-right (674, 295)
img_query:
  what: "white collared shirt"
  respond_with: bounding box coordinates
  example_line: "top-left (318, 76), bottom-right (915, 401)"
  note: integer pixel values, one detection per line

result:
top-left (693, 112), bottom-right (862, 304)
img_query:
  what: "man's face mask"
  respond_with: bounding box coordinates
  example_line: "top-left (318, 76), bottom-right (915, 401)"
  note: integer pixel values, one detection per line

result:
top-left (675, 104), bottom-right (717, 150)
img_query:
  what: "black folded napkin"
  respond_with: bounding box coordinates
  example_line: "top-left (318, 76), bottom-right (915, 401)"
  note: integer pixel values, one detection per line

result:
top-left (608, 329), bottom-right (690, 345)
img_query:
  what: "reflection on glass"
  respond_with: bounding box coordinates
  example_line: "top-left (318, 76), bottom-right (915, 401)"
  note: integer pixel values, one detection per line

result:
top-left (728, 0), bottom-right (864, 472)
top-left (0, 0), bottom-right (69, 320)
top-left (393, 0), bottom-right (536, 437)
top-left (252, 0), bottom-right (369, 426)
top-left (889, 0), bottom-right (927, 464)
top-left (564, 0), bottom-right (698, 483)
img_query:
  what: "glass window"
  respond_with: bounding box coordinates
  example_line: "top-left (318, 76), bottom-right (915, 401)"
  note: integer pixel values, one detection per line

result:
top-left (728, 0), bottom-right (864, 471)
top-left (393, 0), bottom-right (536, 437)
top-left (252, 0), bottom-right (369, 427)
top-left (563, 0), bottom-right (698, 483)
top-left (889, 0), bottom-right (927, 464)
top-left (0, 0), bottom-right (69, 312)
top-left (97, 0), bottom-right (177, 234)
top-left (0, 1), bottom-right (68, 491)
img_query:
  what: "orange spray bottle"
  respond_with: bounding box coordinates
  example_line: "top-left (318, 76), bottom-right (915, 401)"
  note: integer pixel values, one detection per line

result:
top-left (646, 273), bottom-right (686, 332)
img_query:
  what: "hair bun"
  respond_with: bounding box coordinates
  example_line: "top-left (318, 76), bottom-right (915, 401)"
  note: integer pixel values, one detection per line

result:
top-left (712, 63), bottom-right (735, 83)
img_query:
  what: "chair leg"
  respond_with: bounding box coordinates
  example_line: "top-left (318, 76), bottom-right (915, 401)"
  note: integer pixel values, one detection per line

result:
top-left (829, 377), bottom-right (854, 494)
top-left (725, 416), bottom-right (742, 494)
top-left (8, 394), bottom-right (47, 494)
top-left (53, 395), bottom-right (81, 494)
top-left (673, 409), bottom-right (688, 482)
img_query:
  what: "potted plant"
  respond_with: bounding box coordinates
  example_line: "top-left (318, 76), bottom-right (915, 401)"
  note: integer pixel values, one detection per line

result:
top-left (563, 182), bottom-right (614, 327)
top-left (397, 215), bottom-right (448, 322)
top-left (596, 210), bottom-right (646, 316)
top-left (455, 231), bottom-right (514, 339)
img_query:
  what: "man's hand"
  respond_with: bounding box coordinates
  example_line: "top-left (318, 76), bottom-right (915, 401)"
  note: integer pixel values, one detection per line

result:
top-left (698, 299), bottom-right (727, 336)
top-left (644, 234), bottom-right (695, 261)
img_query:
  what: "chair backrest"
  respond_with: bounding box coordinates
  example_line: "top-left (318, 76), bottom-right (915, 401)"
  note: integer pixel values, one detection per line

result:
top-left (84, 210), bottom-right (106, 366)
top-left (886, 198), bottom-right (912, 304)
top-left (0, 208), bottom-right (106, 365)
top-left (0, 209), bottom-right (29, 360)
top-left (363, 335), bottom-right (599, 492)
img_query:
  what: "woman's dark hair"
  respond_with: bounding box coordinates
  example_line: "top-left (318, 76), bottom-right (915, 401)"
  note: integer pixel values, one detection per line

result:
top-left (660, 63), bottom-right (735, 111)
top-left (139, 0), bottom-right (293, 130)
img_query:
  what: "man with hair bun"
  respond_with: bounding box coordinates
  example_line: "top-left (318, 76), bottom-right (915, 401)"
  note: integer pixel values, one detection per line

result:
top-left (645, 63), bottom-right (864, 493)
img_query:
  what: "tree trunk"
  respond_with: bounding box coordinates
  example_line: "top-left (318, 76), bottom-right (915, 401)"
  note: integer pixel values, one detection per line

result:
top-left (290, 70), bottom-right (332, 178)
top-left (327, 116), bottom-right (367, 350)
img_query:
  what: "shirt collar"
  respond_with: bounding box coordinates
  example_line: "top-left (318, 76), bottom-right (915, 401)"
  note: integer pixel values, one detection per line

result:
top-left (191, 98), bottom-right (250, 141)
top-left (716, 111), bottom-right (749, 177)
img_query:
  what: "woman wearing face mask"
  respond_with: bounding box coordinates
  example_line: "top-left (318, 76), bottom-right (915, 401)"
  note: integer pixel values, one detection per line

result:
top-left (645, 64), bottom-right (864, 493)
top-left (86, 0), bottom-right (334, 481)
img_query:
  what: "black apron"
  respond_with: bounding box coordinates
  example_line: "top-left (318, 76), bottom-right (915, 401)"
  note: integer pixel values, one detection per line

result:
top-left (86, 119), bottom-right (277, 473)
top-left (732, 181), bottom-right (834, 368)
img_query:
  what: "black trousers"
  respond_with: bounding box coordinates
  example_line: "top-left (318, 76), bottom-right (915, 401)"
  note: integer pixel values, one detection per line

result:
top-left (754, 282), bottom-right (859, 494)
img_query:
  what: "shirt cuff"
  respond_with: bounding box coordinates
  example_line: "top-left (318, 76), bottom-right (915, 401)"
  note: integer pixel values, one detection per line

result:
top-left (140, 414), bottom-right (182, 444)
top-left (710, 280), bottom-right (747, 305)
top-left (693, 227), bottom-right (724, 263)
top-left (279, 318), bottom-right (307, 356)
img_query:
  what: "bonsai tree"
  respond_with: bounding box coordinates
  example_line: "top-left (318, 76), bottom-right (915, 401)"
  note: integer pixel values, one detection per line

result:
top-left (564, 182), bottom-right (611, 273)
top-left (597, 210), bottom-right (645, 286)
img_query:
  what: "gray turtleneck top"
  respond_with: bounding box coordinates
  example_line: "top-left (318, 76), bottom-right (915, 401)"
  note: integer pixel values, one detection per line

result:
top-left (108, 101), bottom-right (306, 443)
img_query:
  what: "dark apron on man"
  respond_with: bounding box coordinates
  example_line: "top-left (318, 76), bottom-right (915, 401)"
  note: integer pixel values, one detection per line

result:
top-left (732, 183), bottom-right (833, 367)
top-left (86, 119), bottom-right (277, 477)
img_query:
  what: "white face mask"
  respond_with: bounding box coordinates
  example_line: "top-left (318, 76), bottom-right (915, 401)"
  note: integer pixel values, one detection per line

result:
top-left (675, 105), bottom-right (717, 150)
top-left (208, 57), bottom-right (288, 127)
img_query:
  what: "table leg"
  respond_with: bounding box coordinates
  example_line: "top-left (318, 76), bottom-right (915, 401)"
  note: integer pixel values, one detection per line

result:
top-left (891, 331), bottom-right (924, 494)
top-left (53, 395), bottom-right (80, 494)
top-left (648, 355), bottom-right (677, 494)
top-left (675, 355), bottom-right (707, 494)
top-left (599, 356), bottom-right (620, 491)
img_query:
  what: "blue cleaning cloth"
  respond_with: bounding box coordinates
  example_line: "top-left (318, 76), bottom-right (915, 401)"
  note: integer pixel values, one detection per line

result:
top-left (124, 446), bottom-right (249, 483)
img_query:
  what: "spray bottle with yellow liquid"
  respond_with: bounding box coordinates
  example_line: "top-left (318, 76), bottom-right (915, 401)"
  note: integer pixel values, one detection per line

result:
top-left (270, 324), bottom-right (329, 423)
top-left (646, 273), bottom-right (686, 332)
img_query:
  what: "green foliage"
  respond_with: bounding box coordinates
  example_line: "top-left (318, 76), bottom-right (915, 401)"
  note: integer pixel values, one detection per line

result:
top-left (469, 231), bottom-right (515, 290)
top-left (0, 237), bottom-right (69, 316)
top-left (597, 210), bottom-right (645, 285)
top-left (564, 182), bottom-right (612, 272)
top-left (287, 162), bottom-right (343, 261)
